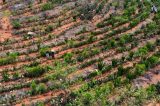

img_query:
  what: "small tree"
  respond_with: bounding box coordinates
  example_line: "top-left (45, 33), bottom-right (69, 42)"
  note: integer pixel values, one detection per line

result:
top-left (30, 80), bottom-right (37, 95)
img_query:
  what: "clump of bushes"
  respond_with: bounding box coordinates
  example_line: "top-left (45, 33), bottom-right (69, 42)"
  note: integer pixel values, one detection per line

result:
top-left (30, 81), bottom-right (47, 95)
top-left (0, 52), bottom-right (18, 66)
top-left (24, 66), bottom-right (47, 78)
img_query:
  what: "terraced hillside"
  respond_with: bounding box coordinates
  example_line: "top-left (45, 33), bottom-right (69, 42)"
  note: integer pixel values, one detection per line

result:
top-left (0, 0), bottom-right (160, 106)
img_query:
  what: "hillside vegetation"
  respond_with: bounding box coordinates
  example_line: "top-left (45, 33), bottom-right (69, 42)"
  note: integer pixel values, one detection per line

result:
top-left (0, 0), bottom-right (160, 106)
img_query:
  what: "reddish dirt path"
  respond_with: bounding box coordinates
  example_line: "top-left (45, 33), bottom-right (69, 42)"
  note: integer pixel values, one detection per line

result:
top-left (0, 16), bottom-right (14, 42)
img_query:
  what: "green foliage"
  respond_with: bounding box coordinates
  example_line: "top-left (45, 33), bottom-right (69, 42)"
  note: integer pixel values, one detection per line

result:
top-left (134, 46), bottom-right (148, 57)
top-left (114, 77), bottom-right (122, 87)
top-left (124, 6), bottom-right (136, 16)
top-left (36, 83), bottom-right (47, 94)
top-left (35, 101), bottom-right (45, 106)
top-left (112, 59), bottom-right (118, 67)
top-left (144, 55), bottom-right (159, 69)
top-left (117, 66), bottom-right (125, 76)
top-left (146, 42), bottom-right (155, 51)
top-left (30, 81), bottom-right (47, 95)
top-left (155, 82), bottom-right (160, 94)
top-left (135, 64), bottom-right (146, 76)
top-left (87, 34), bottom-right (96, 43)
top-left (2, 71), bottom-right (9, 81)
top-left (96, 1), bottom-right (105, 13)
top-left (130, 18), bottom-right (140, 27)
top-left (81, 93), bottom-right (93, 105)
top-left (97, 61), bottom-right (106, 72)
top-left (0, 52), bottom-right (18, 66)
top-left (77, 48), bottom-right (89, 62)
top-left (45, 25), bottom-right (53, 33)
top-left (39, 47), bottom-right (50, 57)
top-left (41, 2), bottom-right (53, 11)
top-left (49, 0), bottom-right (63, 4)
top-left (145, 22), bottom-right (158, 35)
top-left (12, 20), bottom-right (21, 29)
top-left (25, 66), bottom-right (46, 78)
top-left (77, 3), bottom-right (97, 20)
top-left (63, 52), bottom-right (73, 63)
top-left (13, 72), bottom-right (20, 80)
top-left (30, 80), bottom-right (37, 95)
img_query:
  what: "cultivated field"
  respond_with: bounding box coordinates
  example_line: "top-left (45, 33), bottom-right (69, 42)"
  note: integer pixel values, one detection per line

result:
top-left (0, 0), bottom-right (160, 106)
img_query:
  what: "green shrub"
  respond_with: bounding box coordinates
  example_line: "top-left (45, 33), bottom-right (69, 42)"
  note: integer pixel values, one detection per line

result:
top-left (130, 18), bottom-right (140, 27)
top-left (146, 42), bottom-right (155, 51)
top-left (145, 56), bottom-right (159, 69)
top-left (96, 1), bottom-right (105, 13)
top-left (0, 52), bottom-right (18, 66)
top-left (97, 61), bottom-right (106, 72)
top-left (35, 101), bottom-right (45, 106)
top-left (45, 25), bottom-right (53, 33)
top-left (30, 81), bottom-right (47, 95)
top-left (2, 71), bottom-right (9, 81)
top-left (117, 66), bottom-right (125, 76)
top-left (25, 66), bottom-right (46, 78)
top-left (30, 81), bottom-right (37, 95)
top-left (39, 47), bottom-right (50, 57)
top-left (82, 93), bottom-right (93, 105)
top-left (13, 72), bottom-right (20, 80)
top-left (134, 46), bottom-right (148, 57)
top-left (77, 48), bottom-right (92, 62)
top-left (135, 64), bottom-right (146, 76)
top-left (112, 59), bottom-right (118, 67)
top-left (108, 39), bottom-right (117, 48)
top-left (126, 71), bottom-right (136, 80)
top-left (114, 77), bottom-right (122, 87)
top-left (41, 2), bottom-right (53, 11)
top-left (63, 53), bottom-right (73, 63)
top-left (12, 20), bottom-right (21, 29)
top-left (36, 83), bottom-right (47, 94)
top-left (155, 82), bottom-right (160, 94)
